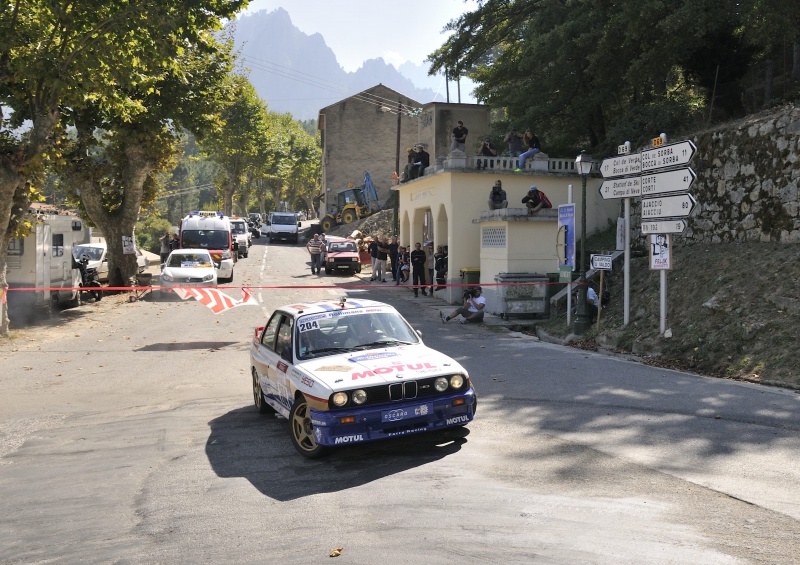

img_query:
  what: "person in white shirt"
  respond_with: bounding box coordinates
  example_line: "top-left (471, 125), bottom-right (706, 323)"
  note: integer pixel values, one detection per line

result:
top-left (441, 286), bottom-right (486, 324)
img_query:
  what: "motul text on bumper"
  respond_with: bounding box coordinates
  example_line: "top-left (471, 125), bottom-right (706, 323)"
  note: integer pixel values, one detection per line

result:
top-left (308, 389), bottom-right (476, 446)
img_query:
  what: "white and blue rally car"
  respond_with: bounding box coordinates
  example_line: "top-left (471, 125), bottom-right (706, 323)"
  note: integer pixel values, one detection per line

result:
top-left (250, 298), bottom-right (477, 457)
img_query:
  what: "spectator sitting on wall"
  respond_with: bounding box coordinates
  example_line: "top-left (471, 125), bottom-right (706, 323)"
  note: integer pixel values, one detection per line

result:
top-left (409, 144), bottom-right (430, 179)
top-left (401, 147), bottom-right (416, 183)
top-left (451, 120), bottom-right (468, 153)
top-left (521, 186), bottom-right (552, 215)
top-left (476, 136), bottom-right (497, 170)
top-left (488, 180), bottom-right (508, 210)
top-left (514, 129), bottom-right (541, 172)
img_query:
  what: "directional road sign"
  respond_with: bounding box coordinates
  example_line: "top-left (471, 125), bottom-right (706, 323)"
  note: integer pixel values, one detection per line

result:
top-left (600, 153), bottom-right (641, 178)
top-left (641, 193), bottom-right (697, 219)
top-left (640, 140), bottom-right (696, 172)
top-left (640, 167), bottom-right (696, 196)
top-left (599, 176), bottom-right (641, 199)
top-left (590, 254), bottom-right (613, 270)
top-left (641, 219), bottom-right (687, 235)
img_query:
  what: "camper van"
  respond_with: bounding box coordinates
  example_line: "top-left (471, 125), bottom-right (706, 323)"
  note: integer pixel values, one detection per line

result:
top-left (6, 213), bottom-right (91, 318)
top-left (178, 211), bottom-right (236, 282)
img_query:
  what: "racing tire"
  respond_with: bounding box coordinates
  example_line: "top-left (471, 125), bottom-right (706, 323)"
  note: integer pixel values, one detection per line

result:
top-left (252, 368), bottom-right (275, 414)
top-left (289, 397), bottom-right (329, 458)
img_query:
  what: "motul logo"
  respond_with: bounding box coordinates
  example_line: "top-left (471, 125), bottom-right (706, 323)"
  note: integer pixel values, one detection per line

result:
top-left (334, 434), bottom-right (364, 444)
top-left (352, 363), bottom-right (436, 380)
top-left (446, 415), bottom-right (470, 425)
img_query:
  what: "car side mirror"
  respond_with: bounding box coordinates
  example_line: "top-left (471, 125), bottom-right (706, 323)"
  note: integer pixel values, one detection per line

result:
top-left (297, 221), bottom-right (301, 227)
top-left (415, 329), bottom-right (423, 338)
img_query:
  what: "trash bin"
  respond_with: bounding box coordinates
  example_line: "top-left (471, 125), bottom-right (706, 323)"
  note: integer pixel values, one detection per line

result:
top-left (494, 272), bottom-right (549, 319)
top-left (460, 268), bottom-right (480, 287)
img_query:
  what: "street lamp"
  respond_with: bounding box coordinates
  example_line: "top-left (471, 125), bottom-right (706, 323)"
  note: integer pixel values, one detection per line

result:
top-left (573, 150), bottom-right (594, 334)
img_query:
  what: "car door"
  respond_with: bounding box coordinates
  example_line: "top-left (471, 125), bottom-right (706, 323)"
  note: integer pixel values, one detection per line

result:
top-left (272, 315), bottom-right (295, 410)
top-left (252, 313), bottom-right (289, 416)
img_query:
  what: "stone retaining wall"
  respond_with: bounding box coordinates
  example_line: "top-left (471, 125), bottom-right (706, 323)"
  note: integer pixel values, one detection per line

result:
top-left (631, 103), bottom-right (800, 245)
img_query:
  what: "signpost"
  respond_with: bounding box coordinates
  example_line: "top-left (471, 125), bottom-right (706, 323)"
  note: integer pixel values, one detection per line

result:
top-left (600, 153), bottom-right (641, 178)
top-left (641, 219), bottom-right (687, 235)
top-left (640, 140), bottom-right (696, 172)
top-left (640, 167), bottom-right (696, 196)
top-left (590, 254), bottom-right (612, 271)
top-left (599, 176), bottom-right (641, 199)
top-left (641, 193), bottom-right (697, 219)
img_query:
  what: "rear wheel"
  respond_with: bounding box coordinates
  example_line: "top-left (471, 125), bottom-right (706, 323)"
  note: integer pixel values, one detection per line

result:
top-left (289, 397), bottom-right (329, 458)
top-left (252, 368), bottom-right (275, 414)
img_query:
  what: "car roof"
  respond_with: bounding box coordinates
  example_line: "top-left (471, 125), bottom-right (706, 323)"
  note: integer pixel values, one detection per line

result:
top-left (276, 298), bottom-right (392, 317)
top-left (171, 248), bottom-right (211, 255)
top-left (75, 242), bottom-right (106, 249)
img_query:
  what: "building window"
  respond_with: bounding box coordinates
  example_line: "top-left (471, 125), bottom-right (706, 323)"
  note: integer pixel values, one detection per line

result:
top-left (52, 234), bottom-right (64, 257)
top-left (481, 227), bottom-right (506, 248)
top-left (8, 238), bottom-right (23, 256)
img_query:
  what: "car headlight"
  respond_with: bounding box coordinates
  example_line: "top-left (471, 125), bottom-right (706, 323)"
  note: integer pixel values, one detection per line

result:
top-left (221, 250), bottom-right (231, 259)
top-left (449, 374), bottom-right (464, 389)
top-left (161, 273), bottom-right (174, 282)
top-left (328, 257), bottom-right (334, 263)
top-left (352, 257), bottom-right (358, 262)
top-left (202, 273), bottom-right (214, 282)
top-left (332, 392), bottom-right (348, 407)
top-left (434, 377), bottom-right (449, 392)
top-left (352, 389), bottom-right (367, 404)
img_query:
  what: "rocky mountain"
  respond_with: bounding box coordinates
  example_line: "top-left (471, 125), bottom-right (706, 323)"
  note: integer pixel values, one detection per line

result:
top-left (229, 8), bottom-right (442, 119)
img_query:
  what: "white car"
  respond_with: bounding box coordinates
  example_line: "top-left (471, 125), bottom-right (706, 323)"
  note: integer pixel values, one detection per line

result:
top-left (229, 219), bottom-right (251, 258)
top-left (249, 298), bottom-right (477, 458)
top-left (159, 249), bottom-right (217, 290)
top-left (73, 242), bottom-right (147, 282)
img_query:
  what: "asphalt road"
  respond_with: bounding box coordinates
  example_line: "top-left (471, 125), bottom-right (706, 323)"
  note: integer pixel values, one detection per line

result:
top-left (1, 234), bottom-right (799, 564)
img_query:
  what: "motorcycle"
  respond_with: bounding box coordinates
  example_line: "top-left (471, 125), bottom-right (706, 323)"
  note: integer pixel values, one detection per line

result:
top-left (77, 255), bottom-right (103, 302)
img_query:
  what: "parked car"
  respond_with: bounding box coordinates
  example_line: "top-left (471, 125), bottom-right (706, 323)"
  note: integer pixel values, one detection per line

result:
top-left (249, 298), bottom-right (477, 458)
top-left (324, 239), bottom-right (362, 275)
top-left (295, 211), bottom-right (307, 221)
top-left (72, 242), bottom-right (147, 282)
top-left (159, 249), bottom-right (217, 292)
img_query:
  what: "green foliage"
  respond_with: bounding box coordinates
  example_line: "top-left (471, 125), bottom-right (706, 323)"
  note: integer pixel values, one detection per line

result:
top-left (136, 216), bottom-right (174, 254)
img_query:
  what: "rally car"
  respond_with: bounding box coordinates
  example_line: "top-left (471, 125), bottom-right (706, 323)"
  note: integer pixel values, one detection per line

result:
top-left (250, 298), bottom-right (476, 458)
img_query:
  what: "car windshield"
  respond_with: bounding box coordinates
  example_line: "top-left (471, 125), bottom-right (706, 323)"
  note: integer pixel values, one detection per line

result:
top-left (167, 253), bottom-right (212, 268)
top-left (231, 222), bottom-right (246, 234)
top-left (329, 242), bottom-right (356, 252)
top-left (295, 309), bottom-right (419, 360)
top-left (180, 230), bottom-right (229, 249)
top-left (73, 246), bottom-right (104, 261)
top-left (272, 215), bottom-right (295, 225)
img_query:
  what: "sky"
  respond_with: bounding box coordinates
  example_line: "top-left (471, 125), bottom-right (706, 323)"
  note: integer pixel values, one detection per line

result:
top-left (241, 0), bottom-right (479, 100)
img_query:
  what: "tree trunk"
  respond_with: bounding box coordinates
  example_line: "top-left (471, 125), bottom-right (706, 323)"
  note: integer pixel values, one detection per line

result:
top-left (764, 59), bottom-right (774, 108)
top-left (0, 170), bottom-right (23, 336)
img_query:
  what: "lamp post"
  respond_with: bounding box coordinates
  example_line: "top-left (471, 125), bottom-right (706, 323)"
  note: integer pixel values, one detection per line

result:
top-left (573, 150), bottom-right (594, 334)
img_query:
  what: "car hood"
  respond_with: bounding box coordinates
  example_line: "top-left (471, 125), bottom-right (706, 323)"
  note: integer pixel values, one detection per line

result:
top-left (295, 344), bottom-right (465, 389)
top-left (162, 265), bottom-right (216, 279)
top-left (327, 251), bottom-right (358, 258)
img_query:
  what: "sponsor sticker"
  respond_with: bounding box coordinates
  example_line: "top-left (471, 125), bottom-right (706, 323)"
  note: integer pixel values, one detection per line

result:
top-left (300, 376), bottom-right (315, 388)
top-left (348, 351), bottom-right (399, 363)
top-left (333, 434), bottom-right (365, 445)
top-left (277, 361), bottom-right (288, 373)
top-left (315, 365), bottom-right (352, 372)
top-left (381, 403), bottom-right (432, 423)
top-left (446, 415), bottom-right (470, 426)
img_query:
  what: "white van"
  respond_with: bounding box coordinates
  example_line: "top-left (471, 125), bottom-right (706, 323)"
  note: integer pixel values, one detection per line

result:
top-left (266, 212), bottom-right (301, 243)
top-left (179, 211), bottom-right (236, 282)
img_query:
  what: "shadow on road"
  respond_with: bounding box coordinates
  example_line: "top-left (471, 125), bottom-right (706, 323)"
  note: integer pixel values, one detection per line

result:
top-left (205, 406), bottom-right (469, 501)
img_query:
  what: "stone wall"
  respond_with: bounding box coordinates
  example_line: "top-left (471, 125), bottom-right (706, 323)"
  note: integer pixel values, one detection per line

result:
top-left (632, 103), bottom-right (800, 245)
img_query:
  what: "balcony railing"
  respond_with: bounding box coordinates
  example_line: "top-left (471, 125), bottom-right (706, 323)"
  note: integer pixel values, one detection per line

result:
top-left (429, 155), bottom-right (579, 175)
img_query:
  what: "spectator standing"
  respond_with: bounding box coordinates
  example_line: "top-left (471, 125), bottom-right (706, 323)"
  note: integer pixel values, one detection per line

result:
top-left (426, 243), bottom-right (436, 294)
top-left (410, 242), bottom-right (428, 297)
top-left (488, 180), bottom-right (508, 210)
top-left (435, 245), bottom-right (448, 291)
top-left (514, 129), bottom-right (541, 172)
top-left (410, 144), bottom-right (430, 179)
top-left (388, 236), bottom-right (399, 281)
top-left (318, 234), bottom-right (328, 274)
top-left (170, 233), bottom-right (180, 250)
top-left (450, 120), bottom-right (468, 153)
top-left (368, 238), bottom-right (379, 280)
top-left (375, 236), bottom-right (389, 282)
top-left (441, 286), bottom-right (486, 323)
top-left (306, 233), bottom-right (323, 275)
top-left (476, 136), bottom-right (497, 170)
top-left (396, 246), bottom-right (410, 283)
top-left (521, 186), bottom-right (553, 215)
top-left (159, 232), bottom-right (171, 265)
top-left (504, 128), bottom-right (524, 157)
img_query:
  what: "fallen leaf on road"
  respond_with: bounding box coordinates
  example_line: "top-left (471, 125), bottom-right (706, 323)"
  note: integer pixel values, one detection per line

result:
top-left (329, 547), bottom-right (344, 557)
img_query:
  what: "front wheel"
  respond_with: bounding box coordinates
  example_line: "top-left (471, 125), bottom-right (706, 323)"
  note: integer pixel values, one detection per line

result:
top-left (342, 210), bottom-right (356, 224)
top-left (321, 217), bottom-right (334, 232)
top-left (289, 397), bottom-right (329, 458)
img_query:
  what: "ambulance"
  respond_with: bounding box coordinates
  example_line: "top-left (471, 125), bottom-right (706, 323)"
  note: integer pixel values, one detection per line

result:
top-left (178, 211), bottom-right (236, 283)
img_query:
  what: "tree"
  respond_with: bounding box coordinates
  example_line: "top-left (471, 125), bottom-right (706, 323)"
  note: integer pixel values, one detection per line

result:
top-left (0, 0), bottom-right (246, 333)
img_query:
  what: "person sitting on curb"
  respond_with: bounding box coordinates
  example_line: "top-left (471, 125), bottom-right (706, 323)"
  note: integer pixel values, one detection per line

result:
top-left (488, 180), bottom-right (508, 210)
top-left (521, 186), bottom-right (552, 215)
top-left (441, 286), bottom-right (485, 324)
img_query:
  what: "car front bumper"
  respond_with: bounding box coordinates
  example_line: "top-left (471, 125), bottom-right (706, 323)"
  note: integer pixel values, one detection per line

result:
top-left (308, 389), bottom-right (476, 447)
